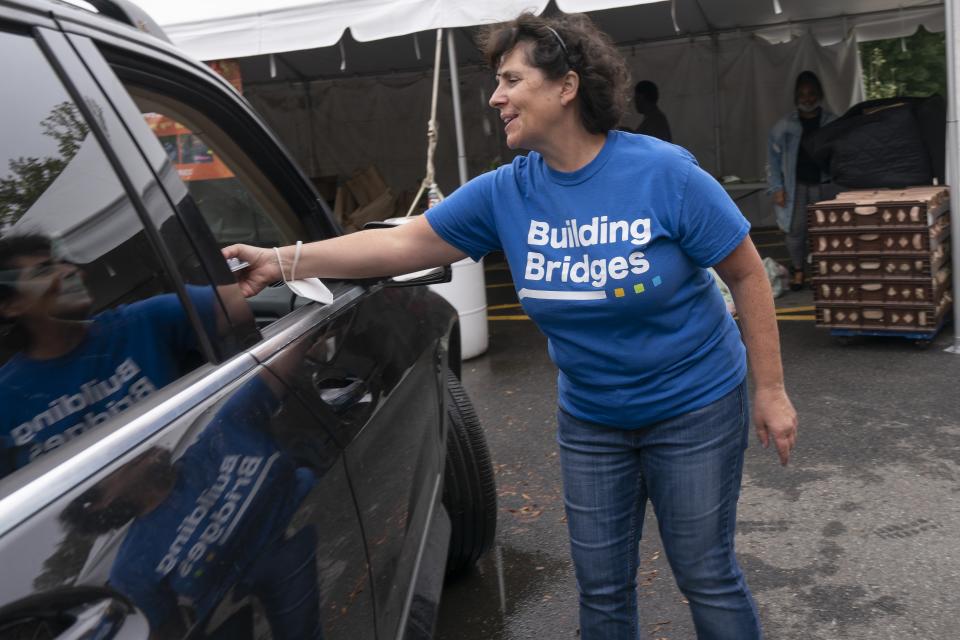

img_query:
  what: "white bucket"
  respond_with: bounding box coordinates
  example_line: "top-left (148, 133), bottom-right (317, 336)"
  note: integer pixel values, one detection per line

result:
top-left (430, 258), bottom-right (489, 360)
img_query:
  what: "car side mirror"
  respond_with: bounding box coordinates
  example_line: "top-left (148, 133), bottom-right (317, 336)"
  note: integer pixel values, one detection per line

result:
top-left (363, 218), bottom-right (452, 287)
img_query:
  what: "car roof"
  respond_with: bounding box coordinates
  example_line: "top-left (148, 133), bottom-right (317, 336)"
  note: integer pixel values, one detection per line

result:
top-left (1, 0), bottom-right (236, 95)
top-left (5, 0), bottom-right (165, 42)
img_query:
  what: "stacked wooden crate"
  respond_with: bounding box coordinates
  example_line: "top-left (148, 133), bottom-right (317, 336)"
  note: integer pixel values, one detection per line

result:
top-left (809, 186), bottom-right (952, 338)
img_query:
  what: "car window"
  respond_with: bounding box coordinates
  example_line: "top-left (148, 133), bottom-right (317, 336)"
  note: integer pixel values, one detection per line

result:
top-left (124, 86), bottom-right (307, 249)
top-left (98, 65), bottom-right (346, 329)
top-left (0, 30), bottom-right (217, 482)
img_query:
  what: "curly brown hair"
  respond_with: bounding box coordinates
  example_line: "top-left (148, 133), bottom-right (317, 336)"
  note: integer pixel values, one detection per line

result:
top-left (479, 12), bottom-right (630, 135)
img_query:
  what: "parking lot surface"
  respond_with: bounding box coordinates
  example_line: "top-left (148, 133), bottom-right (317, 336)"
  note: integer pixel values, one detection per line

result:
top-left (436, 254), bottom-right (960, 640)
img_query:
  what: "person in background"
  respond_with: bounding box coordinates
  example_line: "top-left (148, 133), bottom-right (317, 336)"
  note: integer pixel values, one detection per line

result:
top-left (225, 11), bottom-right (796, 640)
top-left (632, 80), bottom-right (672, 142)
top-left (767, 70), bottom-right (836, 290)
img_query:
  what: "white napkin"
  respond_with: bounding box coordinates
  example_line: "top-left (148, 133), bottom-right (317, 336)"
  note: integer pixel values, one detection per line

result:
top-left (274, 242), bottom-right (333, 305)
top-left (285, 277), bottom-right (333, 305)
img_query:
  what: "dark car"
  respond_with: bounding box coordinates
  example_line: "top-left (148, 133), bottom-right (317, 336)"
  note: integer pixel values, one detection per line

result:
top-left (0, 1), bottom-right (496, 638)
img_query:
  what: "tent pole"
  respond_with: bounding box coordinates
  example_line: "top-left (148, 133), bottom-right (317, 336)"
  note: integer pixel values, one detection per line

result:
top-left (946, 0), bottom-right (960, 354)
top-left (442, 28), bottom-right (489, 361)
top-left (304, 83), bottom-right (318, 176)
top-left (446, 29), bottom-right (469, 185)
top-left (711, 33), bottom-right (723, 177)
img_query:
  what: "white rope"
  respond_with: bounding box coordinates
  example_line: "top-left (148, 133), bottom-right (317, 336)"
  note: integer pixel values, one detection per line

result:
top-left (274, 241), bottom-right (303, 282)
top-left (291, 240), bottom-right (302, 281)
top-left (405, 28), bottom-right (446, 217)
top-left (273, 246), bottom-right (287, 281)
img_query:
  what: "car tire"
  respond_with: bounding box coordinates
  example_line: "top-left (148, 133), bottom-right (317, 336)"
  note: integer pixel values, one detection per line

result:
top-left (442, 371), bottom-right (497, 576)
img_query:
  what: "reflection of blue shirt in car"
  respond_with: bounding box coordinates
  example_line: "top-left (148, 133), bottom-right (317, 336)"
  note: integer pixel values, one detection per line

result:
top-left (108, 375), bottom-right (314, 629)
top-left (0, 287), bottom-right (215, 474)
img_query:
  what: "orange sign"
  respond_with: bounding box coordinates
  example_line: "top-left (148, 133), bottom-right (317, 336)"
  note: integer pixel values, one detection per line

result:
top-left (207, 59), bottom-right (243, 94)
top-left (142, 60), bottom-right (243, 182)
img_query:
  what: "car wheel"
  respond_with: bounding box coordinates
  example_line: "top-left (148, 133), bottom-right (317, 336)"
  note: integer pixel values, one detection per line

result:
top-left (442, 371), bottom-right (497, 576)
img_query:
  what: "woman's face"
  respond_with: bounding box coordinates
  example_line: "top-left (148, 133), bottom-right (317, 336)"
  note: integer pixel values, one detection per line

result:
top-left (489, 43), bottom-right (567, 151)
top-left (1, 253), bottom-right (92, 321)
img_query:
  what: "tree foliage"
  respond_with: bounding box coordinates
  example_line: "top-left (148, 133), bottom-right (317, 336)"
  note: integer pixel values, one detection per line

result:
top-left (0, 101), bottom-right (89, 229)
top-left (860, 27), bottom-right (946, 100)
top-left (42, 101), bottom-right (90, 159)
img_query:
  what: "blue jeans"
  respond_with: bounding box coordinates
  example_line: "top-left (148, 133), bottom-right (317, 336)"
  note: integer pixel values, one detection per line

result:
top-left (557, 381), bottom-right (761, 640)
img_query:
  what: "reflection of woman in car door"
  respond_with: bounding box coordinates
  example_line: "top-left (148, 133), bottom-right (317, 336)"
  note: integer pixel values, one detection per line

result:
top-left (61, 372), bottom-right (321, 640)
top-left (0, 233), bottom-right (217, 476)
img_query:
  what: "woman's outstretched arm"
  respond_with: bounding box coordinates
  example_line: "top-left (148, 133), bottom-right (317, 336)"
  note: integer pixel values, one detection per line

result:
top-left (222, 215), bottom-right (468, 298)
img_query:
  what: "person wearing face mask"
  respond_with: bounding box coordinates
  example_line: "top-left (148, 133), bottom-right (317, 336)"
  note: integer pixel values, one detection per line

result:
top-left (767, 71), bottom-right (836, 290)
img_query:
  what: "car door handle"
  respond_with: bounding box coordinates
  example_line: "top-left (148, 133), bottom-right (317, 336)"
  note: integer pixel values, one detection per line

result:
top-left (313, 375), bottom-right (369, 412)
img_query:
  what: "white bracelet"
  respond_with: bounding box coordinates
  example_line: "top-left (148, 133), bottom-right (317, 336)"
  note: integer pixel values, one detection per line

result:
top-left (273, 246), bottom-right (287, 282)
top-left (291, 240), bottom-right (303, 281)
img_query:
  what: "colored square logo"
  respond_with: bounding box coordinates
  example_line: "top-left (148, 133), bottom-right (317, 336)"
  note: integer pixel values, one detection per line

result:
top-left (652, 276), bottom-right (662, 287)
top-left (614, 288), bottom-right (625, 298)
top-left (634, 283), bottom-right (645, 294)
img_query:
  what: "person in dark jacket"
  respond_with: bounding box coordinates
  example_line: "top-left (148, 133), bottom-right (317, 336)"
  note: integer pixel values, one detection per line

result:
top-left (632, 80), bottom-right (672, 142)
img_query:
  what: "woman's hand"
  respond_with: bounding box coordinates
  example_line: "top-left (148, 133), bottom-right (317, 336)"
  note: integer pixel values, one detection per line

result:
top-left (773, 189), bottom-right (786, 208)
top-left (752, 385), bottom-right (797, 466)
top-left (713, 237), bottom-right (796, 466)
top-left (222, 244), bottom-right (281, 298)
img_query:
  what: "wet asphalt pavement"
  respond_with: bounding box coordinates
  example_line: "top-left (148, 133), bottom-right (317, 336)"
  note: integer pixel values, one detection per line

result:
top-left (434, 251), bottom-right (960, 640)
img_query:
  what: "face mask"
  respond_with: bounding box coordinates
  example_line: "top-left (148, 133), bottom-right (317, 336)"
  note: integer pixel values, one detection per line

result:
top-left (797, 101), bottom-right (821, 113)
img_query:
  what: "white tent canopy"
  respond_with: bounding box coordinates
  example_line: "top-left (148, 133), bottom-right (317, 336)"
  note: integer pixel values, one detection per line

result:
top-left (139, 0), bottom-right (944, 60)
top-left (232, 30), bottom-right (863, 212)
top-left (138, 0), bottom-right (665, 60)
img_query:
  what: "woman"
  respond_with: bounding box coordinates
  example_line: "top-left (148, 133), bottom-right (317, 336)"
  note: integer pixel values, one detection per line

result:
top-left (767, 70), bottom-right (836, 290)
top-left (226, 12), bottom-right (797, 640)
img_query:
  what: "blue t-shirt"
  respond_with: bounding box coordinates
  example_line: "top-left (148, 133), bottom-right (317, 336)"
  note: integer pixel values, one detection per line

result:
top-left (108, 375), bottom-right (314, 629)
top-left (426, 131), bottom-right (749, 428)
top-left (0, 287), bottom-right (215, 473)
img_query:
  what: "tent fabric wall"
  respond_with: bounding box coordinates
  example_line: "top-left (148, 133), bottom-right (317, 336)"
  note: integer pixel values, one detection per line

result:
top-left (245, 33), bottom-right (862, 228)
top-left (620, 39), bottom-right (716, 164)
top-left (619, 33), bottom-right (861, 227)
top-left (244, 66), bottom-right (504, 203)
top-left (720, 33), bottom-right (864, 175)
top-left (726, 34), bottom-right (864, 226)
top-left (619, 34), bottom-right (863, 176)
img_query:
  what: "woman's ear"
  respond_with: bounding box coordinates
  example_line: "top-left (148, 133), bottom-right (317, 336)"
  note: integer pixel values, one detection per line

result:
top-left (559, 70), bottom-right (580, 106)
